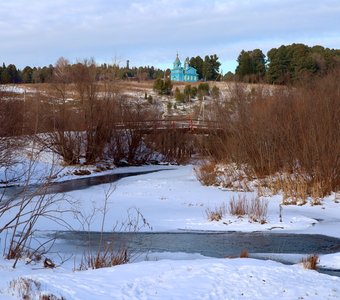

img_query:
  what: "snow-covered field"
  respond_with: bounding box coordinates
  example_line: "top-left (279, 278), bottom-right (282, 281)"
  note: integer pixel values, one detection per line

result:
top-left (0, 84), bottom-right (35, 94)
top-left (1, 155), bottom-right (340, 299)
top-left (1, 256), bottom-right (340, 300)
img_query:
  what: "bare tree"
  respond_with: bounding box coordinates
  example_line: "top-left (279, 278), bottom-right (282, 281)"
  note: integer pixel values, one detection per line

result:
top-left (0, 87), bottom-right (24, 169)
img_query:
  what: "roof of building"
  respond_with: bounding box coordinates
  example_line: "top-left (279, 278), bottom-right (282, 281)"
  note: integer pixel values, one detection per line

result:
top-left (173, 53), bottom-right (181, 68)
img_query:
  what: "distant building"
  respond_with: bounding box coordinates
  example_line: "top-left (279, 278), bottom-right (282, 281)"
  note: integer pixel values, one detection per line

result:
top-left (170, 54), bottom-right (198, 82)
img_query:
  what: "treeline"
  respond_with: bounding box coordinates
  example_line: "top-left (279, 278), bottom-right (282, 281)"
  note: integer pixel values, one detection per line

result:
top-left (1, 43), bottom-right (339, 85)
top-left (0, 60), bottom-right (165, 84)
top-left (0, 54), bottom-right (222, 84)
top-left (0, 63), bottom-right (54, 84)
top-left (235, 43), bottom-right (340, 84)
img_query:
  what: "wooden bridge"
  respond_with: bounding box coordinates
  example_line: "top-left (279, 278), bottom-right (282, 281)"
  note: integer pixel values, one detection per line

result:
top-left (112, 119), bottom-right (223, 135)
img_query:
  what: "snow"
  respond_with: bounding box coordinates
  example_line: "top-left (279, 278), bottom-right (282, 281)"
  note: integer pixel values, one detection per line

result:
top-left (0, 84), bottom-right (32, 94)
top-left (1, 152), bottom-right (340, 299)
top-left (5, 164), bottom-right (336, 238)
top-left (1, 257), bottom-right (340, 300)
top-left (320, 253), bottom-right (340, 270)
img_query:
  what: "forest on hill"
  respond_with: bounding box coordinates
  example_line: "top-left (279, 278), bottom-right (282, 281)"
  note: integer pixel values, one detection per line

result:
top-left (0, 43), bottom-right (339, 85)
top-left (235, 43), bottom-right (340, 84)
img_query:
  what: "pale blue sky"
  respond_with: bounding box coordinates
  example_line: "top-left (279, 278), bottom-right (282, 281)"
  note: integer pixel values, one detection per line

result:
top-left (1, 0), bottom-right (340, 73)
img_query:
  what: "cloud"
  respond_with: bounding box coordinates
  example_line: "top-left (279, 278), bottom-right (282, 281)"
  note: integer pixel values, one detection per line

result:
top-left (1, 0), bottom-right (339, 71)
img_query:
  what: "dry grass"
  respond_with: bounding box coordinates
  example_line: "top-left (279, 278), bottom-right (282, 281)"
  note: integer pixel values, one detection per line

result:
top-left (195, 161), bottom-right (217, 186)
top-left (206, 195), bottom-right (268, 223)
top-left (280, 174), bottom-right (309, 205)
top-left (9, 278), bottom-right (40, 300)
top-left (301, 254), bottom-right (319, 270)
top-left (270, 173), bottom-right (326, 206)
top-left (9, 278), bottom-right (65, 300)
top-left (239, 250), bottom-right (249, 258)
top-left (195, 162), bottom-right (253, 191)
top-left (39, 295), bottom-right (65, 300)
top-left (205, 70), bottom-right (340, 198)
top-left (248, 197), bottom-right (268, 224)
top-left (310, 181), bottom-right (323, 206)
top-left (228, 195), bottom-right (248, 216)
top-left (205, 203), bottom-right (228, 221)
top-left (228, 195), bottom-right (268, 223)
top-left (197, 160), bottom-right (329, 206)
top-left (78, 246), bottom-right (129, 270)
top-left (215, 164), bottom-right (253, 191)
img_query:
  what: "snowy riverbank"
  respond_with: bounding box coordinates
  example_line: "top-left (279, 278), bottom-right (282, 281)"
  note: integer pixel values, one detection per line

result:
top-left (1, 162), bottom-right (340, 299)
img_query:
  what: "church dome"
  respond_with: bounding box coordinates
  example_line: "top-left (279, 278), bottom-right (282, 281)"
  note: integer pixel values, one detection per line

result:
top-left (173, 53), bottom-right (181, 68)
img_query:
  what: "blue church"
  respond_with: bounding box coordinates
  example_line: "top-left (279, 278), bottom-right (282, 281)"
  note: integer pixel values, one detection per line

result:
top-left (170, 54), bottom-right (198, 82)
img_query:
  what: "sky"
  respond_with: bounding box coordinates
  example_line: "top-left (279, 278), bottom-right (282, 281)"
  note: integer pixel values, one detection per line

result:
top-left (1, 0), bottom-right (340, 73)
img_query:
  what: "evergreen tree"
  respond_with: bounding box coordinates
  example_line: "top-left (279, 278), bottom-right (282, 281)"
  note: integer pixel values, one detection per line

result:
top-left (265, 43), bottom-right (340, 84)
top-left (175, 87), bottom-right (185, 102)
top-left (202, 54), bottom-right (221, 81)
top-left (183, 85), bottom-right (192, 102)
top-left (198, 83), bottom-right (210, 95)
top-left (190, 55), bottom-right (221, 81)
top-left (191, 86), bottom-right (198, 98)
top-left (189, 56), bottom-right (204, 79)
top-left (235, 50), bottom-right (252, 79)
top-left (198, 83), bottom-right (210, 99)
top-left (223, 71), bottom-right (235, 81)
top-left (21, 66), bottom-right (33, 83)
top-left (266, 46), bottom-right (290, 84)
top-left (1, 63), bottom-right (10, 83)
top-left (211, 85), bottom-right (220, 99)
top-left (7, 64), bottom-right (21, 83)
top-left (235, 49), bottom-right (266, 83)
top-left (252, 49), bottom-right (266, 80)
top-left (153, 78), bottom-right (172, 95)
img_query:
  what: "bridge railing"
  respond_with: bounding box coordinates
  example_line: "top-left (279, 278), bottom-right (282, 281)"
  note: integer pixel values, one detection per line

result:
top-left (111, 119), bottom-right (222, 132)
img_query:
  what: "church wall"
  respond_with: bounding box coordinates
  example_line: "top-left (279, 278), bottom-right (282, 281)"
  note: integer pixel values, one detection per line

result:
top-left (170, 54), bottom-right (198, 82)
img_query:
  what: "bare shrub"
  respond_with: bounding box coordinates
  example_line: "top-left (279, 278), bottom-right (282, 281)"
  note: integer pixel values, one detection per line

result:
top-left (0, 144), bottom-right (73, 268)
top-left (195, 162), bottom-right (253, 190)
top-left (1, 179), bottom-right (72, 267)
top-left (27, 60), bottom-right (197, 166)
top-left (301, 254), bottom-right (319, 270)
top-left (108, 97), bottom-right (162, 165)
top-left (274, 173), bottom-right (327, 206)
top-left (310, 181), bottom-right (323, 205)
top-left (214, 163), bottom-right (253, 191)
top-left (239, 250), bottom-right (249, 258)
top-left (9, 277), bottom-right (65, 300)
top-left (205, 203), bottom-right (227, 221)
top-left (280, 173), bottom-right (309, 205)
top-left (9, 278), bottom-right (41, 300)
top-left (248, 197), bottom-right (268, 224)
top-left (1, 188), bottom-right (71, 268)
top-left (38, 59), bottom-right (165, 166)
top-left (205, 70), bottom-right (340, 198)
top-left (40, 295), bottom-right (65, 300)
top-left (228, 195), bottom-right (268, 223)
top-left (147, 119), bottom-right (197, 164)
top-left (206, 195), bottom-right (268, 223)
top-left (78, 246), bottom-right (129, 270)
top-left (195, 161), bottom-right (217, 186)
top-left (0, 91), bottom-right (24, 167)
top-left (228, 194), bottom-right (248, 216)
top-left (76, 186), bottom-right (151, 270)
